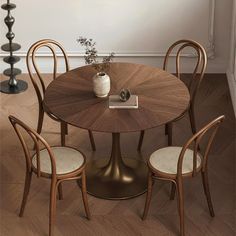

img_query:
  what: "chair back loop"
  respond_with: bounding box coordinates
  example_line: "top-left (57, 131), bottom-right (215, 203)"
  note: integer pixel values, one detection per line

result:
top-left (9, 115), bottom-right (57, 178)
top-left (26, 39), bottom-right (70, 107)
top-left (163, 39), bottom-right (207, 108)
top-left (177, 115), bottom-right (225, 178)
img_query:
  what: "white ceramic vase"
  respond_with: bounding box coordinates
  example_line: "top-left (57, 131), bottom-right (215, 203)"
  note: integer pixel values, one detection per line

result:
top-left (93, 72), bottom-right (110, 97)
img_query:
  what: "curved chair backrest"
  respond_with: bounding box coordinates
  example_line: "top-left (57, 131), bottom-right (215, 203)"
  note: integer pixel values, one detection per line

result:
top-left (9, 115), bottom-right (57, 178)
top-left (26, 39), bottom-right (70, 108)
top-left (163, 39), bottom-right (207, 108)
top-left (177, 115), bottom-right (225, 178)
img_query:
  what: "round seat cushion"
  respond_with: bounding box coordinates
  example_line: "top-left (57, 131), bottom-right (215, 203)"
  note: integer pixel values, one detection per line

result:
top-left (32, 147), bottom-right (84, 175)
top-left (149, 146), bottom-right (202, 175)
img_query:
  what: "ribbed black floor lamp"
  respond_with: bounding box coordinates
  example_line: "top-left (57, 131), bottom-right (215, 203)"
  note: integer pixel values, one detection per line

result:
top-left (1, 0), bottom-right (27, 94)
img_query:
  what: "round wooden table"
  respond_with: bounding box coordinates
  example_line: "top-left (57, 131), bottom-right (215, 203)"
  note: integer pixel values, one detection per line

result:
top-left (44, 62), bottom-right (190, 200)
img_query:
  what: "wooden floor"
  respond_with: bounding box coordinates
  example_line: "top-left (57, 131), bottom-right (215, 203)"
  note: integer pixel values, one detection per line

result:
top-left (0, 74), bottom-right (235, 236)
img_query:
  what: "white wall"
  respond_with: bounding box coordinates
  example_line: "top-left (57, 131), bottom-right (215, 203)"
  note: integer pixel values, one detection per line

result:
top-left (0, 0), bottom-right (233, 73)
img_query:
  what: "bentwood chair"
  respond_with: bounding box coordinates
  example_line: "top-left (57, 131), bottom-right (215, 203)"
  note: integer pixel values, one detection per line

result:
top-left (9, 115), bottom-right (91, 236)
top-left (142, 115), bottom-right (225, 236)
top-left (138, 39), bottom-right (207, 150)
top-left (26, 39), bottom-right (96, 149)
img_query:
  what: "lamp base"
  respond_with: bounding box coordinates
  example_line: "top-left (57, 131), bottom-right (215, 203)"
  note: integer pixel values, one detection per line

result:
top-left (0, 80), bottom-right (28, 94)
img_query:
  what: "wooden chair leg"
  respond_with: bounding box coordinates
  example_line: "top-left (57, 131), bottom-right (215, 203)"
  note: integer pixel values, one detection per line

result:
top-left (170, 182), bottom-right (176, 200)
top-left (189, 109), bottom-right (201, 151)
top-left (65, 123), bottom-right (68, 135)
top-left (189, 110), bottom-right (201, 152)
top-left (81, 170), bottom-right (91, 220)
top-left (165, 124), bottom-right (168, 135)
top-left (60, 122), bottom-right (66, 146)
top-left (201, 171), bottom-right (215, 217)
top-left (137, 130), bottom-right (145, 151)
top-left (49, 180), bottom-right (57, 236)
top-left (142, 171), bottom-right (153, 220)
top-left (176, 180), bottom-right (185, 236)
top-left (88, 130), bottom-right (96, 151)
top-left (189, 109), bottom-right (197, 134)
top-left (34, 109), bottom-right (44, 149)
top-left (58, 183), bottom-right (63, 200)
top-left (19, 171), bottom-right (32, 217)
top-left (167, 123), bottom-right (173, 146)
top-left (37, 109), bottom-right (44, 134)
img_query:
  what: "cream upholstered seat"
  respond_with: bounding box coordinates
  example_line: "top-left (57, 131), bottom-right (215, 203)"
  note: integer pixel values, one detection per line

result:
top-left (143, 116), bottom-right (225, 236)
top-left (9, 116), bottom-right (91, 236)
top-left (32, 147), bottom-right (84, 175)
top-left (149, 146), bottom-right (202, 175)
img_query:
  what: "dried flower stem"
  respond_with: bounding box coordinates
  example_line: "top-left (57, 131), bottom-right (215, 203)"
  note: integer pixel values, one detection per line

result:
top-left (77, 37), bottom-right (115, 73)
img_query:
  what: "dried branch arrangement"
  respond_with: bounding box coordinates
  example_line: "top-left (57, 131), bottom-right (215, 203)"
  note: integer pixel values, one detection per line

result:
top-left (77, 37), bottom-right (115, 72)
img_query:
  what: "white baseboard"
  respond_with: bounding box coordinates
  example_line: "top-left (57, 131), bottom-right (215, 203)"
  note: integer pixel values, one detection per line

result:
top-left (226, 70), bottom-right (236, 117)
top-left (0, 55), bottom-right (228, 74)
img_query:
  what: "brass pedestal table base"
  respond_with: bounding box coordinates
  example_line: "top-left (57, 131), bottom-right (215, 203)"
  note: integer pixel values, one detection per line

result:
top-left (83, 133), bottom-right (148, 200)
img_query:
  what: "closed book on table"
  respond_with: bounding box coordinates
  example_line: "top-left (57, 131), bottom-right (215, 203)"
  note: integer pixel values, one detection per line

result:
top-left (109, 95), bottom-right (138, 109)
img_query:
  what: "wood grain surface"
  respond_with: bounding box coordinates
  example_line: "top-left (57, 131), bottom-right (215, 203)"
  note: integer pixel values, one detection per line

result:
top-left (0, 73), bottom-right (235, 236)
top-left (44, 63), bottom-right (190, 133)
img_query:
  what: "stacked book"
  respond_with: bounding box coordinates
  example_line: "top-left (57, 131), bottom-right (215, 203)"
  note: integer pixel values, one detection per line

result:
top-left (109, 95), bottom-right (138, 109)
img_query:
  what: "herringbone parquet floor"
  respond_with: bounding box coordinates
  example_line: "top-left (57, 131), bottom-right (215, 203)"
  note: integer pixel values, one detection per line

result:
top-left (0, 73), bottom-right (235, 236)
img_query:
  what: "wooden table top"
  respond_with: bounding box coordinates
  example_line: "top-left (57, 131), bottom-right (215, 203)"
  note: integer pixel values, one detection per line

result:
top-left (44, 62), bottom-right (190, 133)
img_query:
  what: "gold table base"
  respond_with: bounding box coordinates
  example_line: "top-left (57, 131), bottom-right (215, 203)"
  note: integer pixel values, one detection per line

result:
top-left (82, 133), bottom-right (148, 200)
top-left (85, 158), bottom-right (148, 200)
